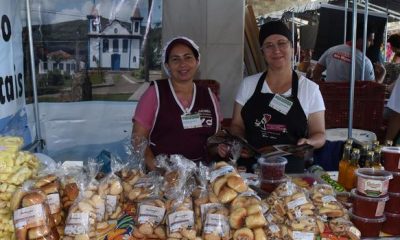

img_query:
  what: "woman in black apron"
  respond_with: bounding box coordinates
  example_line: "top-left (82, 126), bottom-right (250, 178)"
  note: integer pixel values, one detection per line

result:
top-left (219, 21), bottom-right (326, 172)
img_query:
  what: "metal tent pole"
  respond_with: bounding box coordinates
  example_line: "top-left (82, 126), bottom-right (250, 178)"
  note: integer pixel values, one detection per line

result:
top-left (344, 0), bottom-right (349, 43)
top-left (361, 0), bottom-right (369, 80)
top-left (292, 11), bottom-right (295, 69)
top-left (25, 0), bottom-right (44, 152)
top-left (348, 0), bottom-right (358, 139)
top-left (384, 0), bottom-right (389, 62)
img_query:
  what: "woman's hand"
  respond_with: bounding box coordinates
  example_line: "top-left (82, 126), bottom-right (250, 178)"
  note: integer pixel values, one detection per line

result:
top-left (297, 138), bottom-right (310, 146)
top-left (217, 144), bottom-right (230, 158)
top-left (217, 144), bottom-right (251, 158)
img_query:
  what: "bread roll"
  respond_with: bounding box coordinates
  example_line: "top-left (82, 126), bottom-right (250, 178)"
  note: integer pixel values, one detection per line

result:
top-left (254, 228), bottom-right (267, 240)
top-left (41, 181), bottom-right (60, 195)
top-left (22, 192), bottom-right (46, 207)
top-left (35, 175), bottom-right (57, 188)
top-left (229, 207), bottom-right (247, 229)
top-left (233, 227), bottom-right (254, 240)
top-left (245, 213), bottom-right (266, 229)
top-left (28, 225), bottom-right (51, 239)
top-left (64, 183), bottom-right (79, 201)
top-left (227, 176), bottom-right (248, 193)
top-left (218, 186), bottom-right (237, 204)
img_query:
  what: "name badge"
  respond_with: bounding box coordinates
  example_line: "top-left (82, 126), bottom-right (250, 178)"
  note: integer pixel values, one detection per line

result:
top-left (181, 113), bottom-right (202, 129)
top-left (269, 94), bottom-right (293, 115)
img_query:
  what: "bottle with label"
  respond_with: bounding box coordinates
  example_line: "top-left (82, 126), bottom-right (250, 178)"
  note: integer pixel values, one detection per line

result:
top-left (344, 148), bottom-right (360, 191)
top-left (385, 140), bottom-right (393, 146)
top-left (338, 144), bottom-right (352, 185)
top-left (372, 147), bottom-right (384, 170)
top-left (358, 144), bottom-right (370, 168)
top-left (364, 150), bottom-right (375, 168)
top-left (372, 140), bottom-right (380, 150)
top-left (345, 139), bottom-right (354, 148)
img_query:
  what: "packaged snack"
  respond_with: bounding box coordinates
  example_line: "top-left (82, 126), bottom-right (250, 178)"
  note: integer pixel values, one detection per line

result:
top-left (63, 161), bottom-right (101, 240)
top-left (210, 161), bottom-right (248, 204)
top-left (34, 169), bottom-right (64, 236)
top-left (166, 196), bottom-right (196, 240)
top-left (202, 204), bottom-right (230, 240)
top-left (12, 182), bottom-right (59, 240)
top-left (98, 157), bottom-right (124, 221)
top-left (132, 198), bottom-right (166, 239)
top-left (311, 184), bottom-right (345, 218)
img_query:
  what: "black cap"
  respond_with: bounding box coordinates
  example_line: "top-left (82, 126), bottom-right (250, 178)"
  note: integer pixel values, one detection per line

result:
top-left (259, 21), bottom-right (292, 46)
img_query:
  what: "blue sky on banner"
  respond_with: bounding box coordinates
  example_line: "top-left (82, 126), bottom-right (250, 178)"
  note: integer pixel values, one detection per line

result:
top-left (22, 0), bottom-right (162, 26)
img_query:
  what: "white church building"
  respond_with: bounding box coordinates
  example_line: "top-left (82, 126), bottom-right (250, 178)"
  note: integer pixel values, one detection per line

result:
top-left (87, 7), bottom-right (143, 71)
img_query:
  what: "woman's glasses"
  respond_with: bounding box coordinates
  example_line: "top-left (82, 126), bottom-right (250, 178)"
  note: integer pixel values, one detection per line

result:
top-left (261, 40), bottom-right (291, 52)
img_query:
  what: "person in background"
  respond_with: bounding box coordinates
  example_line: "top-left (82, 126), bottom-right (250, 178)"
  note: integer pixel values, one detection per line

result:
top-left (313, 22), bottom-right (386, 83)
top-left (297, 48), bottom-right (313, 78)
top-left (384, 34), bottom-right (400, 94)
top-left (132, 36), bottom-right (222, 170)
top-left (218, 21), bottom-right (326, 171)
top-left (385, 78), bottom-right (400, 144)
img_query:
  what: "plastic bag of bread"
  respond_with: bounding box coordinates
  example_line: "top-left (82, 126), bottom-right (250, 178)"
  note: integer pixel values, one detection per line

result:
top-left (287, 216), bottom-right (322, 237)
top-left (264, 207), bottom-right (286, 225)
top-left (265, 180), bottom-right (302, 206)
top-left (201, 204), bottom-right (230, 240)
top-left (59, 165), bottom-right (84, 212)
top-left (264, 223), bottom-right (289, 239)
top-left (115, 157), bottom-right (145, 215)
top-left (157, 154), bottom-right (196, 200)
top-left (11, 182), bottom-right (60, 240)
top-left (63, 176), bottom-right (99, 240)
top-left (131, 198), bottom-right (166, 239)
top-left (283, 190), bottom-right (315, 221)
top-left (165, 192), bottom-right (197, 240)
top-left (328, 217), bottom-right (361, 240)
top-left (82, 159), bottom-right (108, 228)
top-left (0, 136), bottom-right (24, 152)
top-left (192, 163), bottom-right (219, 233)
top-left (126, 135), bottom-right (148, 171)
top-left (229, 191), bottom-right (267, 233)
top-left (98, 157), bottom-right (124, 221)
top-left (210, 161), bottom-right (248, 204)
top-left (310, 184), bottom-right (345, 218)
top-left (127, 171), bottom-right (162, 203)
top-left (34, 168), bottom-right (64, 236)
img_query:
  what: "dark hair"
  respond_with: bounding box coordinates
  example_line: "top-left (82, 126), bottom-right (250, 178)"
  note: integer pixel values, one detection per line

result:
top-left (164, 39), bottom-right (199, 63)
top-left (356, 22), bottom-right (375, 40)
top-left (388, 34), bottom-right (400, 49)
top-left (259, 20), bottom-right (292, 46)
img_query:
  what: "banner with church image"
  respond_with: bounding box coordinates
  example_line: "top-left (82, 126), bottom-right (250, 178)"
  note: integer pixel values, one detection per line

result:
top-left (31, 0), bottom-right (162, 103)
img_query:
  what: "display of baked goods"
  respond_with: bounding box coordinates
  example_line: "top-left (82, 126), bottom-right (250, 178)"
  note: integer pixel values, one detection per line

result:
top-left (0, 137), bottom-right (369, 240)
top-left (0, 136), bottom-right (41, 239)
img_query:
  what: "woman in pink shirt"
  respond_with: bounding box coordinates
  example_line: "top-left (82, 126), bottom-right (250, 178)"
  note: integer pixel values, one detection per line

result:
top-left (132, 36), bottom-right (222, 170)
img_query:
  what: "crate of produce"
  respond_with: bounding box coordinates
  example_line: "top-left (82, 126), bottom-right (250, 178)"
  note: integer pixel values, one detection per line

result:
top-left (318, 81), bottom-right (385, 133)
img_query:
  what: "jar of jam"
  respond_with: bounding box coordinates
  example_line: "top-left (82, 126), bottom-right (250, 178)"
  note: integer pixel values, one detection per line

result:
top-left (382, 211), bottom-right (400, 235)
top-left (382, 146), bottom-right (400, 172)
top-left (355, 168), bottom-right (392, 197)
top-left (260, 178), bottom-right (287, 193)
top-left (258, 157), bottom-right (287, 180)
top-left (351, 189), bottom-right (388, 218)
top-left (386, 192), bottom-right (400, 214)
top-left (349, 209), bottom-right (386, 237)
top-left (388, 171), bottom-right (400, 193)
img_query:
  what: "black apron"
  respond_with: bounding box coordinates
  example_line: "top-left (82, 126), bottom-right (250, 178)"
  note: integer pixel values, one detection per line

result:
top-left (238, 71), bottom-right (308, 172)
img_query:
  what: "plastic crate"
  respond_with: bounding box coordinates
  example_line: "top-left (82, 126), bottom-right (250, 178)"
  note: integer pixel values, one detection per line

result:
top-left (318, 81), bottom-right (386, 133)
